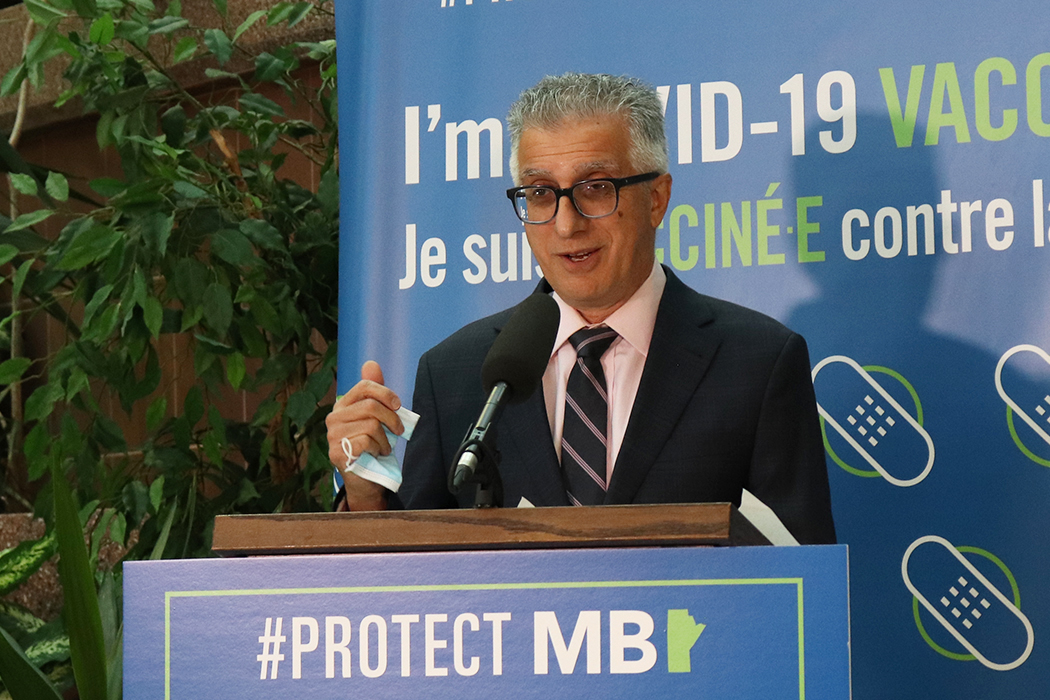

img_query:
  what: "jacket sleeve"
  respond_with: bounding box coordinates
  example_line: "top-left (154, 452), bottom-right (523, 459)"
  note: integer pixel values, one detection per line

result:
top-left (746, 331), bottom-right (837, 544)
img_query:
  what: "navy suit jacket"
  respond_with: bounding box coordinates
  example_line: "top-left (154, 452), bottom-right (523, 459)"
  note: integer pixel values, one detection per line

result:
top-left (394, 268), bottom-right (836, 544)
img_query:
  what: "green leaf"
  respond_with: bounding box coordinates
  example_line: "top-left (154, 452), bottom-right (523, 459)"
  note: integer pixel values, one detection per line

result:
top-left (179, 305), bottom-right (203, 332)
top-left (69, 0), bottom-right (98, 18)
top-left (235, 477), bottom-right (260, 505)
top-left (52, 466), bottom-right (108, 700)
top-left (45, 171), bottom-right (69, 202)
top-left (226, 352), bottom-right (246, 389)
top-left (25, 382), bottom-right (62, 423)
top-left (148, 475), bottom-right (165, 514)
top-left (83, 304), bottom-right (120, 343)
top-left (148, 16), bottom-right (189, 34)
top-left (160, 105), bottom-right (187, 149)
top-left (89, 177), bottom-right (126, 197)
top-left (23, 423), bottom-right (49, 479)
top-left (0, 601), bottom-right (46, 638)
top-left (65, 366), bottom-right (89, 402)
top-left (318, 168), bottom-right (339, 218)
top-left (145, 395), bottom-right (167, 432)
top-left (253, 51), bottom-right (293, 83)
top-left (24, 25), bottom-right (68, 69)
top-left (21, 622), bottom-right (70, 667)
top-left (98, 571), bottom-right (122, 700)
top-left (251, 397), bottom-right (281, 428)
top-left (172, 36), bottom-right (197, 64)
top-left (0, 625), bottom-right (63, 700)
top-left (131, 266), bottom-right (147, 308)
top-left (115, 17), bottom-right (149, 48)
top-left (172, 258), bottom-right (208, 305)
top-left (89, 13), bottom-right (114, 46)
top-left (172, 180), bottom-right (208, 199)
top-left (0, 62), bottom-right (27, 98)
top-left (149, 503), bottom-right (177, 560)
top-left (143, 296), bottom-right (163, 338)
top-left (239, 219), bottom-right (282, 249)
top-left (201, 428), bottom-right (222, 465)
top-left (211, 0), bottom-right (227, 18)
top-left (5, 209), bottom-right (53, 233)
top-left (0, 531), bottom-right (57, 596)
top-left (194, 334), bottom-right (234, 355)
top-left (202, 282), bottom-right (233, 335)
top-left (267, 2), bottom-right (295, 25)
top-left (203, 28), bottom-right (232, 66)
top-left (88, 509), bottom-right (115, 563)
top-left (286, 2), bottom-right (314, 28)
top-left (12, 258), bottom-right (33, 300)
top-left (139, 211), bottom-right (173, 255)
top-left (204, 67), bottom-right (239, 81)
top-left (286, 389), bottom-right (316, 428)
top-left (234, 9), bottom-right (267, 42)
top-left (23, 0), bottom-right (67, 26)
top-left (0, 242), bottom-right (18, 265)
top-left (9, 173), bottom-right (38, 196)
top-left (82, 283), bottom-right (114, 329)
top-left (57, 226), bottom-right (121, 270)
top-left (109, 512), bottom-right (127, 547)
top-left (95, 110), bottom-right (114, 149)
top-left (306, 365), bottom-right (333, 401)
top-left (0, 357), bottom-right (32, 384)
top-left (210, 228), bottom-right (254, 267)
top-left (183, 384), bottom-right (203, 425)
top-left (239, 92), bottom-right (284, 118)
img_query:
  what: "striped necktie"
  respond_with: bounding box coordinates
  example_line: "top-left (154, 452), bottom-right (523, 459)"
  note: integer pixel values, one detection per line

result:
top-left (561, 326), bottom-right (619, 506)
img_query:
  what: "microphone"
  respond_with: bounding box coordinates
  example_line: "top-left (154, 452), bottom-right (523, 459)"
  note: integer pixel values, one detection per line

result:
top-left (451, 293), bottom-right (560, 497)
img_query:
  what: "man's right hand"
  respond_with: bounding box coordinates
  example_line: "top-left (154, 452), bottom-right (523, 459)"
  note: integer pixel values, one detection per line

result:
top-left (325, 360), bottom-right (404, 511)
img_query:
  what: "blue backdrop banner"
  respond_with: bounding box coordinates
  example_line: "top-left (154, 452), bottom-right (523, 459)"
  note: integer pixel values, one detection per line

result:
top-left (334, 2), bottom-right (1050, 697)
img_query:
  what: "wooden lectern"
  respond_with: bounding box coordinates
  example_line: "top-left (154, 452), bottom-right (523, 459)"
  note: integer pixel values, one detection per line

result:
top-left (210, 502), bottom-right (769, 556)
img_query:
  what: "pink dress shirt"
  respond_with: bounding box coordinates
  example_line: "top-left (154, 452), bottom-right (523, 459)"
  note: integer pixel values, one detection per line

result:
top-left (542, 261), bottom-right (667, 482)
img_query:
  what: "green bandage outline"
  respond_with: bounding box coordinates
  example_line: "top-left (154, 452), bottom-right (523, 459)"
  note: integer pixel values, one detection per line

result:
top-left (1005, 406), bottom-right (1050, 467)
top-left (912, 545), bottom-right (1021, 662)
top-left (164, 577), bottom-right (807, 699)
top-left (820, 364), bottom-right (924, 478)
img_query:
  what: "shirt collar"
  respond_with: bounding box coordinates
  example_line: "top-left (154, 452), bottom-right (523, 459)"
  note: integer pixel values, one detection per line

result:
top-left (550, 260), bottom-right (666, 358)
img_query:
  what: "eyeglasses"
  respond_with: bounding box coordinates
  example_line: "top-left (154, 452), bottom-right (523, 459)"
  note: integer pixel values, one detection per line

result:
top-left (506, 171), bottom-right (660, 224)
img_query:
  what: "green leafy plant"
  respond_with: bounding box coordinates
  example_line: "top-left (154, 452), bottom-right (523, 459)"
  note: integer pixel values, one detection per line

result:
top-left (0, 0), bottom-right (339, 692)
top-left (0, 466), bottom-right (118, 700)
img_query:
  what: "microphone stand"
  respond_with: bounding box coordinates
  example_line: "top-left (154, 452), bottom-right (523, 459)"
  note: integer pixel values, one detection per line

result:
top-left (449, 383), bottom-right (507, 507)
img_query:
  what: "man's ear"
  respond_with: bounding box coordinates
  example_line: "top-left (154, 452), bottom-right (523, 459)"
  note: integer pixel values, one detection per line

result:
top-left (649, 172), bottom-right (673, 228)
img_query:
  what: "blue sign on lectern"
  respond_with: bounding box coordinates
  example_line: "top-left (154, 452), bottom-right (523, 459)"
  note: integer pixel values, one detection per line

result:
top-left (123, 545), bottom-right (849, 698)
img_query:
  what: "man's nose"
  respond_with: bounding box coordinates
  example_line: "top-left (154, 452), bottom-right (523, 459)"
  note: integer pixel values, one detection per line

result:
top-left (553, 192), bottom-right (585, 237)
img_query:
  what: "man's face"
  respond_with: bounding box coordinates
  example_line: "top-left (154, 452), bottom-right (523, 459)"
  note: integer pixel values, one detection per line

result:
top-left (516, 116), bottom-right (672, 323)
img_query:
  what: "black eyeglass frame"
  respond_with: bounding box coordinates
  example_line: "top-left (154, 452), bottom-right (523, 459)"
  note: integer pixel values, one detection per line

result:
top-left (505, 171), bottom-right (661, 224)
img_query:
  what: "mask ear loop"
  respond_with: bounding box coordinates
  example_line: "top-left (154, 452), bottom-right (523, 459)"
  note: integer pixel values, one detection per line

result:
top-left (340, 437), bottom-right (356, 470)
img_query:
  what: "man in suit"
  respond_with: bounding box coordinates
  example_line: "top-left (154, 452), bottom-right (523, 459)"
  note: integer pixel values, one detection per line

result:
top-left (326, 73), bottom-right (835, 544)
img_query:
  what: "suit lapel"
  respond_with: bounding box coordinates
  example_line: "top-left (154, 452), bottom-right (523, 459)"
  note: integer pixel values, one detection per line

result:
top-left (491, 290), bottom-right (569, 506)
top-left (501, 390), bottom-right (569, 506)
top-left (605, 270), bottom-right (721, 504)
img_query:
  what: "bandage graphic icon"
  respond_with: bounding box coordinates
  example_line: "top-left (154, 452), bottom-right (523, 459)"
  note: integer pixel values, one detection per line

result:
top-left (902, 536), bottom-right (1034, 671)
top-left (812, 355), bottom-right (934, 487)
top-left (995, 344), bottom-right (1050, 448)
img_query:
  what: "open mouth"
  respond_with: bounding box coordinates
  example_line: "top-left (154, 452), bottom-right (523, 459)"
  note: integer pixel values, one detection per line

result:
top-left (564, 250), bottom-right (595, 262)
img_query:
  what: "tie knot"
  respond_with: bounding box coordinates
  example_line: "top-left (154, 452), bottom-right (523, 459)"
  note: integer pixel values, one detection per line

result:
top-left (568, 327), bottom-right (618, 360)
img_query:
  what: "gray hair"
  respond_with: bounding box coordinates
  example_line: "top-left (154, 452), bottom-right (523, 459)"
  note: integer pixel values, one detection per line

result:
top-left (507, 72), bottom-right (669, 184)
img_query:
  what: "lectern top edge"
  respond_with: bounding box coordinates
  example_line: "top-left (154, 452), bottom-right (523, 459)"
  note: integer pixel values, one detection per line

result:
top-left (211, 502), bottom-right (770, 556)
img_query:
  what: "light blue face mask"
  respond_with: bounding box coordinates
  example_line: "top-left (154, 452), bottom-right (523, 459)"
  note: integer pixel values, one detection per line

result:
top-left (340, 406), bottom-right (419, 492)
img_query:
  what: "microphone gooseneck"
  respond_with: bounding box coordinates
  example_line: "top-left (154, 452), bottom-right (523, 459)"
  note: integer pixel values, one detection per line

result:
top-left (450, 293), bottom-right (560, 505)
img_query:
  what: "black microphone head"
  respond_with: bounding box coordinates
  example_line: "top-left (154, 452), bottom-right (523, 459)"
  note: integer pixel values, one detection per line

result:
top-left (481, 293), bottom-right (560, 403)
